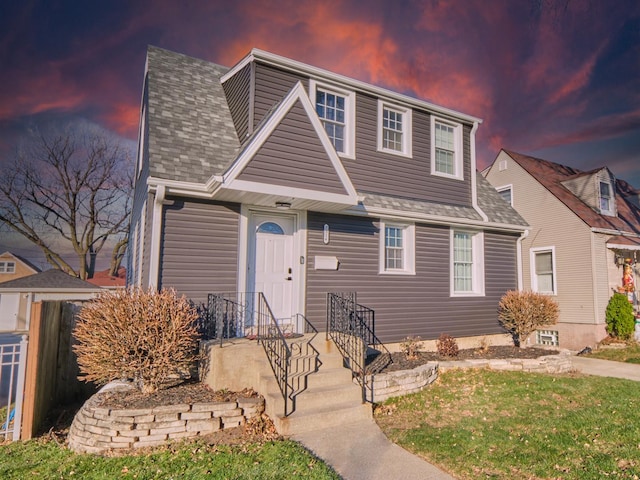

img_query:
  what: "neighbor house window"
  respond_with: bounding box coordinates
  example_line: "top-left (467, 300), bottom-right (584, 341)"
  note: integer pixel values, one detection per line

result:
top-left (431, 117), bottom-right (463, 179)
top-left (0, 261), bottom-right (15, 274)
top-left (531, 247), bottom-right (556, 295)
top-left (379, 221), bottom-right (415, 274)
top-left (310, 80), bottom-right (355, 158)
top-left (377, 101), bottom-right (412, 157)
top-left (496, 185), bottom-right (513, 206)
top-left (599, 181), bottom-right (613, 215)
top-left (451, 230), bottom-right (484, 295)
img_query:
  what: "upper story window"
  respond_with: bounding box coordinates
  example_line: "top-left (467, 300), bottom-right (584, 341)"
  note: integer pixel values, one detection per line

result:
top-left (451, 229), bottom-right (484, 296)
top-left (496, 185), bottom-right (513, 206)
top-left (310, 80), bottom-right (355, 159)
top-left (531, 247), bottom-right (556, 295)
top-left (379, 221), bottom-right (415, 275)
top-left (377, 101), bottom-right (412, 157)
top-left (599, 181), bottom-right (614, 215)
top-left (0, 261), bottom-right (16, 274)
top-left (431, 117), bottom-right (463, 180)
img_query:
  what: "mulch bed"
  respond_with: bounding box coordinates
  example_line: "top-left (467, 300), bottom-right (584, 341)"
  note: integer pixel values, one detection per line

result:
top-left (371, 346), bottom-right (560, 373)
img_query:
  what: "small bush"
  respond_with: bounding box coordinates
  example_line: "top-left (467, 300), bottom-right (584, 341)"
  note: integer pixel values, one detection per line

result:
top-left (400, 336), bottom-right (423, 360)
top-left (73, 288), bottom-right (200, 394)
top-left (437, 334), bottom-right (459, 357)
top-left (498, 290), bottom-right (559, 347)
top-left (605, 292), bottom-right (635, 340)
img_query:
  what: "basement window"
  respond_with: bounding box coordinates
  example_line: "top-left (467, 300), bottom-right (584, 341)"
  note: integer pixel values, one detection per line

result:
top-left (536, 330), bottom-right (559, 346)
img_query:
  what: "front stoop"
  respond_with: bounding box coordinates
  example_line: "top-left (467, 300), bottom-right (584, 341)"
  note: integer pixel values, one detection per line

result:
top-left (261, 335), bottom-right (372, 436)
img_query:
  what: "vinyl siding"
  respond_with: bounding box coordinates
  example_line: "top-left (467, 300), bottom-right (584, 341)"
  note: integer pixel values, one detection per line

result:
top-left (159, 198), bottom-right (240, 305)
top-left (253, 63), bottom-right (306, 130)
top-left (238, 100), bottom-right (347, 194)
top-left (222, 62), bottom-right (251, 142)
top-left (485, 151), bottom-right (597, 325)
top-left (305, 212), bottom-right (518, 343)
top-left (351, 93), bottom-right (473, 205)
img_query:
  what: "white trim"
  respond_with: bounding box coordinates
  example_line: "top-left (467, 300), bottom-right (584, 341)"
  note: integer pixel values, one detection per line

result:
top-left (598, 179), bottom-right (615, 216)
top-left (148, 185), bottom-right (165, 290)
top-left (377, 100), bottom-right (412, 158)
top-left (224, 180), bottom-right (356, 205)
top-left (136, 198), bottom-right (147, 287)
top-left (495, 184), bottom-right (514, 206)
top-left (469, 122), bottom-right (488, 221)
top-left (530, 246), bottom-right (557, 295)
top-left (450, 229), bottom-right (485, 297)
top-left (431, 116), bottom-right (464, 181)
top-left (309, 79), bottom-right (356, 159)
top-left (607, 243), bottom-right (640, 251)
top-left (378, 221), bottom-right (416, 275)
top-left (136, 104), bottom-right (147, 179)
top-left (225, 49), bottom-right (482, 124)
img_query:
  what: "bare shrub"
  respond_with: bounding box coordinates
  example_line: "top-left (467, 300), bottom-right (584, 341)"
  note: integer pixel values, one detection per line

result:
top-left (477, 337), bottom-right (490, 354)
top-left (400, 336), bottom-right (423, 360)
top-left (436, 333), bottom-right (459, 357)
top-left (498, 290), bottom-right (559, 347)
top-left (73, 288), bottom-right (200, 394)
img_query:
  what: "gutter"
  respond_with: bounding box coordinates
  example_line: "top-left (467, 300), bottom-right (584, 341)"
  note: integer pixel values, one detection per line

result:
top-left (590, 227), bottom-right (640, 238)
top-left (148, 185), bottom-right (166, 290)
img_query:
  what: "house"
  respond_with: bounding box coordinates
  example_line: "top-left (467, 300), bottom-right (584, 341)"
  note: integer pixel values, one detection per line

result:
top-left (0, 269), bottom-right (102, 332)
top-left (483, 149), bottom-right (640, 350)
top-left (0, 251), bottom-right (40, 283)
top-left (128, 46), bottom-right (528, 345)
top-left (86, 267), bottom-right (126, 290)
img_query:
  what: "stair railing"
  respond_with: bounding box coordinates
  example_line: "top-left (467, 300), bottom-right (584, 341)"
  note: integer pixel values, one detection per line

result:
top-left (326, 292), bottom-right (392, 403)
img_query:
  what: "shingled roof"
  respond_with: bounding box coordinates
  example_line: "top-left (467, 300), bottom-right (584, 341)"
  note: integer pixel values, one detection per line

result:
top-left (0, 269), bottom-right (101, 290)
top-left (504, 150), bottom-right (640, 234)
top-left (146, 46), bottom-right (240, 183)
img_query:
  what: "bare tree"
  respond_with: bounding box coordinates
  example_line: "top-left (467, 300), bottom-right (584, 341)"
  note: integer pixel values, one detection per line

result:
top-left (0, 127), bottom-right (133, 279)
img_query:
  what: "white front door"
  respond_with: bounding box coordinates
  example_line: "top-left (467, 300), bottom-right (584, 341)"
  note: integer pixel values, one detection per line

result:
top-left (250, 214), bottom-right (295, 322)
top-left (0, 293), bottom-right (20, 331)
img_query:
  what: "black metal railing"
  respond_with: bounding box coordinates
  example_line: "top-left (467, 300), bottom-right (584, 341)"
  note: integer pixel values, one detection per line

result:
top-left (326, 292), bottom-right (391, 403)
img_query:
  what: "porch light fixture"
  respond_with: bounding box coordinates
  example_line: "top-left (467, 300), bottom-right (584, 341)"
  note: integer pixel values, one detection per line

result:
top-left (275, 201), bottom-right (291, 210)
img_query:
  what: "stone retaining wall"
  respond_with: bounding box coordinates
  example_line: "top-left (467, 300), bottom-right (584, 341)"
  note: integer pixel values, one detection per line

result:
top-left (68, 387), bottom-right (265, 454)
top-left (368, 353), bottom-right (573, 402)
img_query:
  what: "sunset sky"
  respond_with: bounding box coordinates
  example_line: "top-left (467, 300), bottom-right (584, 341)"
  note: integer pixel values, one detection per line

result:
top-left (1, 0), bottom-right (639, 267)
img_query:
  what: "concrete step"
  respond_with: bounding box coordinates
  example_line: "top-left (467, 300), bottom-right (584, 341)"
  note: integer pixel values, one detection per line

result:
top-left (274, 401), bottom-right (372, 436)
top-left (291, 382), bottom-right (363, 410)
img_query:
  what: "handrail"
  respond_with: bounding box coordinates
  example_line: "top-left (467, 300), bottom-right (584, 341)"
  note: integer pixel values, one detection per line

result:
top-left (204, 292), bottom-right (294, 416)
top-left (326, 292), bottom-right (392, 403)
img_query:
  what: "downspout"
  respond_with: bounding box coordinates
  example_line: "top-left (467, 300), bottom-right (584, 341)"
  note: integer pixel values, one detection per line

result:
top-left (589, 230), bottom-right (601, 328)
top-left (148, 185), bottom-right (166, 290)
top-left (516, 229), bottom-right (529, 291)
top-left (24, 292), bottom-right (33, 331)
top-left (470, 121), bottom-right (489, 222)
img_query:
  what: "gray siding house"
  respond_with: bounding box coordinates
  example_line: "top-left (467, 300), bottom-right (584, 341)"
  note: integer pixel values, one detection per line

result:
top-left (128, 46), bottom-right (528, 344)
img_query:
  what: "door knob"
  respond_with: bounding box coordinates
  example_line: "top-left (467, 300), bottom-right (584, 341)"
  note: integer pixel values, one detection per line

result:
top-left (286, 276), bottom-right (292, 281)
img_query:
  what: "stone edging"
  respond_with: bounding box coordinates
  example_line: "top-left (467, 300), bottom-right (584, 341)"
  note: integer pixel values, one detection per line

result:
top-left (68, 384), bottom-right (265, 454)
top-left (367, 353), bottom-right (573, 402)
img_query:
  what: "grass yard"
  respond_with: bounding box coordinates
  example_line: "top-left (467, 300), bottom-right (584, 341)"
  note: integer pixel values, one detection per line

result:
top-left (0, 437), bottom-right (340, 479)
top-left (375, 369), bottom-right (640, 479)
top-left (588, 343), bottom-right (640, 364)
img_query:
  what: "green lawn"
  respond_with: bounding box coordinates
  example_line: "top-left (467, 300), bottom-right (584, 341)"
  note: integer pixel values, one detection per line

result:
top-left (0, 437), bottom-right (340, 479)
top-left (375, 369), bottom-right (640, 479)
top-left (587, 343), bottom-right (640, 364)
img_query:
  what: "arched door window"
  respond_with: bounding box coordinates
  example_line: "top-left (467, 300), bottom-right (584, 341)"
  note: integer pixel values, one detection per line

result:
top-left (257, 222), bottom-right (285, 235)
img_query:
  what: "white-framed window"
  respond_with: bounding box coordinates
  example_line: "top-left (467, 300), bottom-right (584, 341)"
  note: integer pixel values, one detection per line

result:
top-left (310, 80), bottom-right (355, 159)
top-left (496, 185), bottom-right (513, 206)
top-left (431, 116), bottom-right (463, 180)
top-left (379, 221), bottom-right (415, 275)
top-left (377, 101), bottom-right (412, 157)
top-left (451, 229), bottom-right (485, 296)
top-left (0, 261), bottom-right (16, 273)
top-left (531, 246), bottom-right (557, 295)
top-left (599, 181), bottom-right (614, 215)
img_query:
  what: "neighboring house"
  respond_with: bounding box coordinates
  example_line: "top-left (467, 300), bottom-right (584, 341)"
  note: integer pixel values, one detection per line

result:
top-left (484, 150), bottom-right (640, 350)
top-left (0, 269), bottom-right (102, 332)
top-left (128, 46), bottom-right (527, 344)
top-left (86, 267), bottom-right (126, 290)
top-left (0, 251), bottom-right (40, 283)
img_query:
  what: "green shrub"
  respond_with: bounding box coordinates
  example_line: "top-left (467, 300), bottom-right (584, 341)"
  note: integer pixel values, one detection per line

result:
top-left (436, 333), bottom-right (459, 357)
top-left (498, 290), bottom-right (559, 347)
top-left (73, 288), bottom-right (200, 394)
top-left (605, 292), bottom-right (635, 340)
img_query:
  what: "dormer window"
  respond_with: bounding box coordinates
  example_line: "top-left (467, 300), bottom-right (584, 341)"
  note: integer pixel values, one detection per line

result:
top-left (431, 117), bottom-right (463, 180)
top-left (377, 101), bottom-right (412, 157)
top-left (599, 181), bottom-right (613, 215)
top-left (0, 261), bottom-right (15, 273)
top-left (310, 80), bottom-right (355, 159)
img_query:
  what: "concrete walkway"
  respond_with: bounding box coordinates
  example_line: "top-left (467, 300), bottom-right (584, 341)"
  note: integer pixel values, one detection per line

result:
top-left (293, 419), bottom-right (454, 480)
top-left (571, 355), bottom-right (640, 381)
